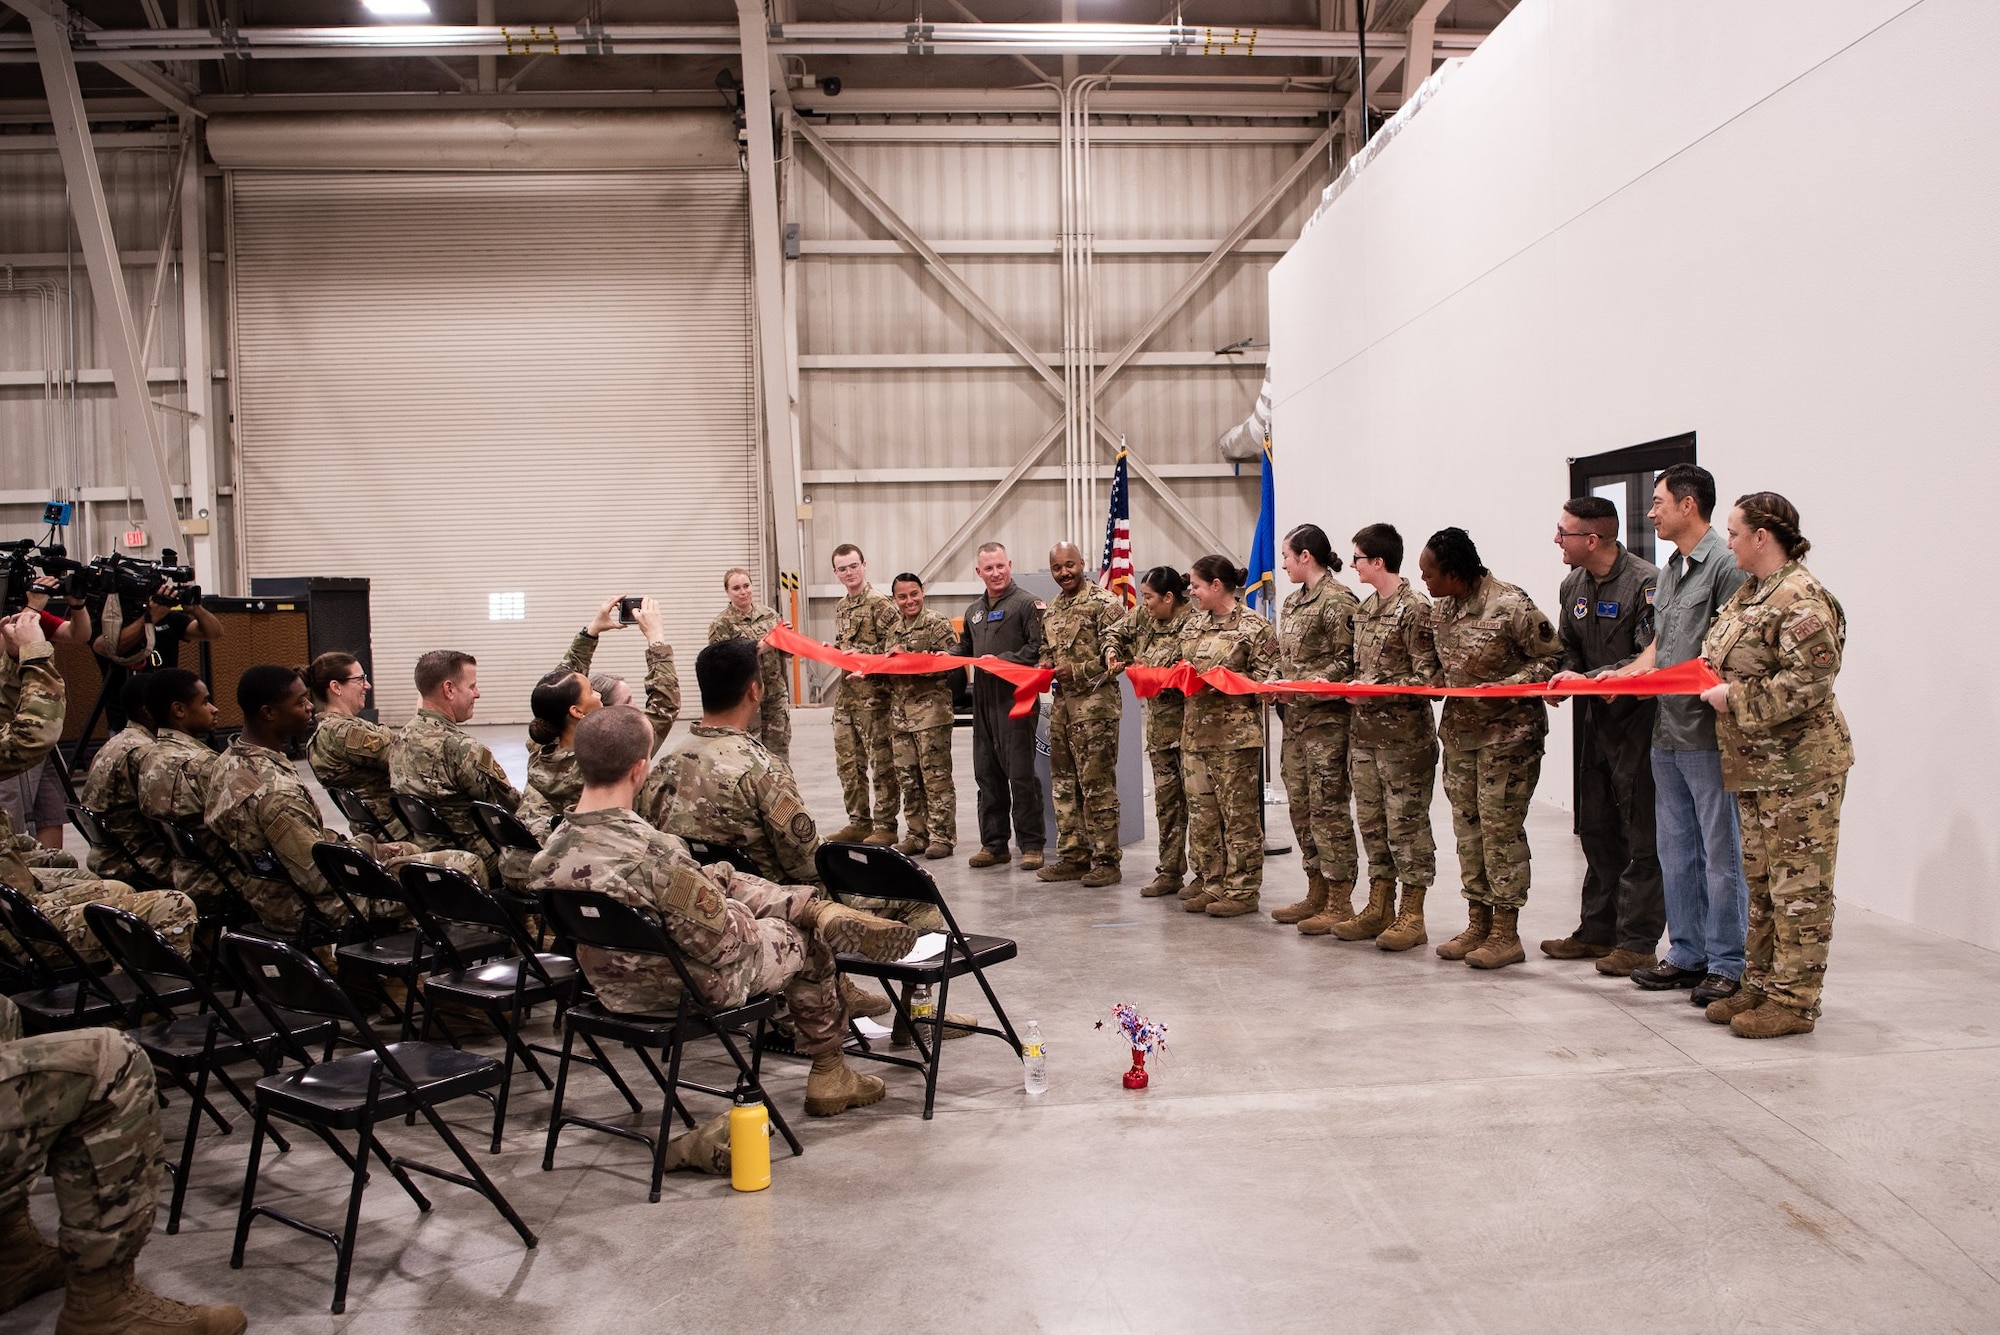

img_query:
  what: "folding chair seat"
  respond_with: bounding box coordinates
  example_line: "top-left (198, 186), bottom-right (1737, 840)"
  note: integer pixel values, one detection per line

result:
top-left (681, 837), bottom-right (760, 876)
top-left (466, 801), bottom-right (552, 942)
top-left (399, 862), bottom-right (590, 1152)
top-left (390, 792), bottom-right (467, 852)
top-left (816, 842), bottom-right (1023, 1119)
top-left (537, 888), bottom-right (802, 1203)
top-left (326, 786), bottom-right (392, 840)
top-left (152, 816), bottom-right (262, 946)
top-left (82, 903), bottom-right (337, 1233)
top-left (220, 932), bottom-right (538, 1315)
top-left (0, 883), bottom-right (196, 1033)
top-left (65, 802), bottom-right (170, 890)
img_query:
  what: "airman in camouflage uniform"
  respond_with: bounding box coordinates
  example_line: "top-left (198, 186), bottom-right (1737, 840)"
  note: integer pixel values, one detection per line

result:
top-left (639, 724), bottom-right (821, 886)
top-left (1108, 597), bottom-right (1190, 897)
top-left (1702, 532), bottom-right (1852, 1037)
top-left (1423, 534), bottom-right (1562, 971)
top-left (709, 597), bottom-right (791, 762)
top-left (885, 592), bottom-right (958, 858)
top-left (1272, 566), bottom-right (1362, 933)
top-left (1347, 561), bottom-right (1441, 953)
top-left (307, 710), bottom-right (404, 835)
top-left (79, 719), bottom-right (171, 885)
top-left (135, 725), bottom-right (234, 909)
top-left (1038, 549), bottom-right (1126, 885)
top-left (390, 704), bottom-right (520, 882)
top-left (207, 735), bottom-right (484, 932)
top-left (1179, 594), bottom-right (1278, 916)
top-left (828, 548), bottom-right (901, 843)
top-left (0, 632), bottom-right (195, 966)
top-left (531, 805), bottom-right (917, 1117)
top-left (0, 995), bottom-right (247, 1333)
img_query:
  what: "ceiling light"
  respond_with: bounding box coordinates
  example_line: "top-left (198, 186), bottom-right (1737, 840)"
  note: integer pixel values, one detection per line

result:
top-left (362, 0), bottom-right (433, 17)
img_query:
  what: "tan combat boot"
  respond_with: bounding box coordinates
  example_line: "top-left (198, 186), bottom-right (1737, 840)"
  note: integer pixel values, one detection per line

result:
top-left (1, 1201), bottom-right (65, 1314)
top-left (1270, 868), bottom-right (1330, 924)
top-left (894, 834), bottom-right (928, 856)
top-left (54, 1264), bottom-right (246, 1335)
top-left (1205, 896), bottom-right (1258, 918)
top-left (1140, 873), bottom-right (1184, 898)
top-left (1376, 885), bottom-right (1429, 951)
top-left (660, 1112), bottom-right (733, 1175)
top-left (1705, 987), bottom-right (1766, 1025)
top-left (838, 974), bottom-right (893, 1021)
top-left (923, 841), bottom-right (952, 860)
top-left (1436, 902), bottom-right (1492, 961)
top-left (1182, 890), bottom-right (1218, 913)
top-left (1465, 907), bottom-right (1527, 969)
top-left (803, 901), bottom-right (919, 962)
top-left (1018, 849), bottom-right (1046, 872)
top-left (1330, 880), bottom-right (1394, 941)
top-left (826, 822), bottom-right (871, 844)
top-left (1080, 864), bottom-right (1122, 888)
top-left (862, 829), bottom-right (899, 847)
top-left (804, 1052), bottom-right (887, 1116)
top-left (1729, 1000), bottom-right (1815, 1038)
top-left (1298, 876), bottom-right (1359, 936)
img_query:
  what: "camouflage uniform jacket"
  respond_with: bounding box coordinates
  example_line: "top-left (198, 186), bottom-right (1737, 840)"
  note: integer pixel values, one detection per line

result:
top-left (1179, 603), bottom-right (1277, 752)
top-left (0, 642), bottom-right (62, 894)
top-left (833, 586), bottom-right (899, 711)
top-left (557, 632), bottom-right (681, 752)
top-left (887, 609), bottom-right (957, 733)
top-left (306, 712), bottom-right (399, 813)
top-left (708, 603), bottom-right (790, 706)
top-left (1351, 580), bottom-right (1440, 749)
top-left (636, 724), bottom-right (819, 885)
top-left (530, 806), bottom-right (790, 1013)
top-left (1278, 576), bottom-right (1359, 732)
top-left (206, 737), bottom-right (361, 913)
top-left (1040, 583), bottom-right (1126, 722)
top-left (389, 708), bottom-right (520, 846)
top-left (1431, 575), bottom-right (1562, 751)
top-left (1108, 606), bottom-right (1189, 753)
top-left (136, 727), bottom-right (224, 828)
top-left (1703, 559), bottom-right (1853, 793)
top-left (81, 723), bottom-right (169, 878)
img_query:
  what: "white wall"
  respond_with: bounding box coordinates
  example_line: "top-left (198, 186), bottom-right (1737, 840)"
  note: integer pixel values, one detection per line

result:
top-left (1269, 0), bottom-right (2000, 950)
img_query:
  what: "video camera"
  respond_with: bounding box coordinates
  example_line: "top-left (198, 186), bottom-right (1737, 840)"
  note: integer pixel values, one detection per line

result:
top-left (96, 549), bottom-right (200, 614)
top-left (0, 538), bottom-right (96, 614)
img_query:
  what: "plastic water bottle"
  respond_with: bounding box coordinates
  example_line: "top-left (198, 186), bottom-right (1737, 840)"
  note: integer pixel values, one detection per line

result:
top-left (909, 983), bottom-right (936, 1025)
top-left (1022, 1020), bottom-right (1048, 1094)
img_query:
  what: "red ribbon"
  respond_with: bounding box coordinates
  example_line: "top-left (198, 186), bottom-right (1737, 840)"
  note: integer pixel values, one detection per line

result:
top-left (1125, 656), bottom-right (1721, 700)
top-left (763, 623), bottom-right (1054, 719)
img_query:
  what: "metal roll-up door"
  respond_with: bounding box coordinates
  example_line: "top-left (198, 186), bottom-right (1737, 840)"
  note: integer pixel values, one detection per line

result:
top-left (230, 171), bottom-right (757, 724)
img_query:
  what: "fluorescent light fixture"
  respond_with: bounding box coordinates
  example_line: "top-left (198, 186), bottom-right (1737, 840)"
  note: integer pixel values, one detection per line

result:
top-left (488, 591), bottom-right (526, 622)
top-left (362, 0), bottom-right (433, 16)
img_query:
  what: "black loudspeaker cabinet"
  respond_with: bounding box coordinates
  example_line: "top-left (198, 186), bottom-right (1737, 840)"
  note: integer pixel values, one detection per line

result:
top-left (200, 597), bottom-right (312, 731)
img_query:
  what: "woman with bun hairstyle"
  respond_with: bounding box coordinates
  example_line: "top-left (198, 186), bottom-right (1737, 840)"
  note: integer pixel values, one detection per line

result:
top-left (708, 567), bottom-right (792, 762)
top-left (1106, 566), bottom-right (1196, 899)
top-left (1698, 492), bottom-right (1852, 1038)
top-left (1177, 555), bottom-right (1278, 917)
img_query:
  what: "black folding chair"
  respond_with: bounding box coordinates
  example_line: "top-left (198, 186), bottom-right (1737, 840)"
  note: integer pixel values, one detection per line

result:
top-left (399, 862), bottom-right (596, 1152)
top-left (65, 802), bottom-right (170, 890)
top-left (816, 842), bottom-right (1022, 1119)
top-left (83, 904), bottom-right (337, 1233)
top-left (468, 800), bottom-right (541, 861)
top-left (310, 842), bottom-right (510, 1041)
top-left (151, 816), bottom-right (262, 950)
top-left (390, 792), bottom-right (467, 852)
top-left (0, 883), bottom-right (196, 1033)
top-left (326, 787), bottom-right (391, 840)
top-left (231, 846), bottom-right (346, 951)
top-left (681, 837), bottom-right (760, 876)
top-left (538, 888), bottom-right (803, 1203)
top-left (220, 932), bottom-right (538, 1315)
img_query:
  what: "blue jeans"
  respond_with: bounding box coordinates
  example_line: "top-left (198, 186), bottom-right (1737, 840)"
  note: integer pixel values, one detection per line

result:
top-left (1651, 747), bottom-right (1748, 979)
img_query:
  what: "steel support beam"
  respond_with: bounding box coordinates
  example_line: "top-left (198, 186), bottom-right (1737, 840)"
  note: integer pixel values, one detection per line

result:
top-left (0, 0), bottom-right (199, 116)
top-left (737, 0), bottom-right (805, 596)
top-left (25, 4), bottom-right (182, 552)
top-left (176, 113), bottom-right (215, 579)
top-left (1402, 0), bottom-right (1451, 103)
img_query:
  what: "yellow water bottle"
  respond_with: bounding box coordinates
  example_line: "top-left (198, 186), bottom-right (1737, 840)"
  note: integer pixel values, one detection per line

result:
top-left (729, 1097), bottom-right (771, 1192)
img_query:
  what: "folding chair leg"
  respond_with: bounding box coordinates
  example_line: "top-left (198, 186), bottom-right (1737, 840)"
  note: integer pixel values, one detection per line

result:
top-left (166, 1074), bottom-right (204, 1235)
top-left (541, 1023), bottom-right (579, 1172)
top-left (713, 1026), bottom-right (801, 1158)
top-left (651, 1039), bottom-right (687, 1203)
top-left (490, 1014), bottom-right (517, 1154)
top-left (230, 1107), bottom-right (270, 1268)
top-left (330, 1117), bottom-right (375, 1315)
top-left (415, 1103), bottom-right (538, 1248)
top-left (577, 1031), bottom-right (643, 1114)
top-left (965, 964), bottom-right (1023, 1054)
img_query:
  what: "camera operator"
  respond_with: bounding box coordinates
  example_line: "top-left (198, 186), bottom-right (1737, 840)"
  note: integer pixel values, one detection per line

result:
top-left (110, 576), bottom-right (221, 672)
top-left (23, 575), bottom-right (93, 647)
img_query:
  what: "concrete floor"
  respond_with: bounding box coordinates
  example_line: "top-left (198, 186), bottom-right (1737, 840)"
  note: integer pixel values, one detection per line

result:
top-left (20, 710), bottom-right (2000, 1333)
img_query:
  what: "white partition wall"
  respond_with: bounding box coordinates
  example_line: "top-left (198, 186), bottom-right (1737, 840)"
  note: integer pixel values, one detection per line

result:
top-left (1269, 0), bottom-right (2000, 949)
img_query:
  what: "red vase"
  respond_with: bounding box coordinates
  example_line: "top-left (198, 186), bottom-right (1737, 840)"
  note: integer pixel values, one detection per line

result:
top-left (1122, 1048), bottom-right (1149, 1089)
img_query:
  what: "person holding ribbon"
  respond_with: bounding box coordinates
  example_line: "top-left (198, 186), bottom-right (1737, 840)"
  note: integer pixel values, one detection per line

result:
top-left (1697, 492), bottom-right (1851, 1038)
top-left (1106, 566), bottom-right (1195, 899)
top-left (1420, 528), bottom-right (1563, 970)
top-left (1177, 555), bottom-right (1279, 918)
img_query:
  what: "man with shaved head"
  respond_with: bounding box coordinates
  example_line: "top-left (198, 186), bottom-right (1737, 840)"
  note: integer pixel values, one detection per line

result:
top-left (957, 542), bottom-right (1047, 871)
top-left (1037, 541), bottom-right (1127, 886)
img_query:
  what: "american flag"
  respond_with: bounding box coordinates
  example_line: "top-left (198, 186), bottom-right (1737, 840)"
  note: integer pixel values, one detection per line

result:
top-left (1099, 447), bottom-right (1137, 607)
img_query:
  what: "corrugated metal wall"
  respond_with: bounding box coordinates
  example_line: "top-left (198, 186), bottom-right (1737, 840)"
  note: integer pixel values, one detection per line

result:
top-left (0, 141), bottom-right (233, 579)
top-left (792, 131), bottom-right (1323, 635)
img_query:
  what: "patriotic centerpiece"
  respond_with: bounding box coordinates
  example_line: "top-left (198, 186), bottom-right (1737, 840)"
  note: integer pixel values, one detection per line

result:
top-left (1107, 1002), bottom-right (1168, 1089)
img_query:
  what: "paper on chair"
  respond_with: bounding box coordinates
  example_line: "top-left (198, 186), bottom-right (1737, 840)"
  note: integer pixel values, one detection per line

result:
top-left (897, 932), bottom-right (948, 964)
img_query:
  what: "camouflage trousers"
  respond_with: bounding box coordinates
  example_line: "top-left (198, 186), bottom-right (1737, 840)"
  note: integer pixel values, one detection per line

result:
top-left (0, 1014), bottom-right (164, 1271)
top-left (166, 853), bottom-right (232, 912)
top-left (22, 870), bottom-right (198, 967)
top-left (584, 878), bottom-right (844, 1057)
top-left (832, 690), bottom-right (899, 833)
top-left (1148, 745), bottom-right (1188, 881)
top-left (1441, 738), bottom-right (1543, 909)
top-left (1351, 737), bottom-right (1439, 889)
top-left (8, 835), bottom-right (77, 870)
top-left (244, 841), bottom-right (478, 934)
top-left (1282, 722), bottom-right (1357, 888)
top-left (1739, 773), bottom-right (1845, 1021)
top-left (1048, 698), bottom-right (1121, 868)
top-left (892, 724), bottom-right (957, 846)
top-left (1185, 747), bottom-right (1263, 903)
top-left (754, 691), bottom-right (793, 764)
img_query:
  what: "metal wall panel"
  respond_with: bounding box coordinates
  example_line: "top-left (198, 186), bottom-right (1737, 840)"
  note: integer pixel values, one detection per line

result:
top-left (230, 171), bottom-right (755, 724)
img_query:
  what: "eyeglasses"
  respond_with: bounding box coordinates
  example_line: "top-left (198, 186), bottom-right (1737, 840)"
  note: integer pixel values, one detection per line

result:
top-left (339, 674), bottom-right (368, 685)
top-left (1554, 528), bottom-right (1596, 542)
top-left (1350, 554), bottom-right (1374, 565)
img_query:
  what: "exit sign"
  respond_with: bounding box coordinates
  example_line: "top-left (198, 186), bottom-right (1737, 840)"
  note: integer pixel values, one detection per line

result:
top-left (122, 529), bottom-right (148, 548)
